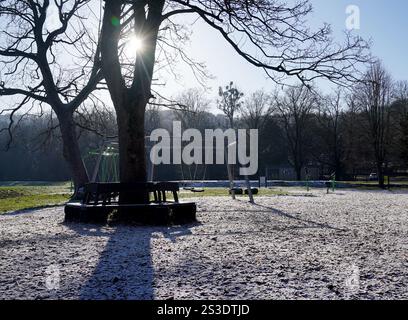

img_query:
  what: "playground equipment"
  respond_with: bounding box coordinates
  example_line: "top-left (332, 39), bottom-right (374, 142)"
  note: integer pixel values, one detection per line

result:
top-left (65, 182), bottom-right (196, 225)
top-left (326, 173), bottom-right (336, 194)
top-left (66, 140), bottom-right (196, 225)
top-left (227, 141), bottom-right (254, 204)
top-left (179, 163), bottom-right (206, 193)
top-left (86, 136), bottom-right (257, 203)
top-left (89, 140), bottom-right (156, 183)
top-left (86, 141), bottom-right (120, 183)
top-left (305, 175), bottom-right (310, 192)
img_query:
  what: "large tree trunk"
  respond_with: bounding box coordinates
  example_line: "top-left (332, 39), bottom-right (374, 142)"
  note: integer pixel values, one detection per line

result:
top-left (117, 101), bottom-right (149, 204)
top-left (100, 0), bottom-right (165, 204)
top-left (58, 112), bottom-right (89, 191)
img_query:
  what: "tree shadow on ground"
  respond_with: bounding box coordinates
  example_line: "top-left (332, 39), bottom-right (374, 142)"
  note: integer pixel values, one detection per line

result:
top-left (65, 222), bottom-right (198, 300)
top-left (252, 203), bottom-right (348, 231)
top-left (208, 199), bottom-right (347, 232)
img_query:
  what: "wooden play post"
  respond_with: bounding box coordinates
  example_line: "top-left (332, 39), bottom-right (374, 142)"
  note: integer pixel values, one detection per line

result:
top-left (305, 168), bottom-right (310, 192)
top-left (225, 140), bottom-right (254, 203)
top-left (226, 143), bottom-right (236, 200)
top-left (331, 174), bottom-right (336, 192)
top-left (244, 175), bottom-right (254, 204)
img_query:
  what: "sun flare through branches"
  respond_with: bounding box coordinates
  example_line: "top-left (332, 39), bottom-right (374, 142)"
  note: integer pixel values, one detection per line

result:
top-left (126, 35), bottom-right (144, 55)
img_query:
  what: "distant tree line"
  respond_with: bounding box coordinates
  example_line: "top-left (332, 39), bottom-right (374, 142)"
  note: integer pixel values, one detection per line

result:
top-left (1, 62), bottom-right (408, 187)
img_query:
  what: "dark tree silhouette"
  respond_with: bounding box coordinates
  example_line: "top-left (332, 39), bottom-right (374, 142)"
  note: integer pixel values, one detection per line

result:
top-left (392, 82), bottom-right (408, 166)
top-left (174, 88), bottom-right (210, 130)
top-left (241, 90), bottom-right (272, 131)
top-left (99, 0), bottom-right (369, 201)
top-left (314, 90), bottom-right (346, 179)
top-left (275, 85), bottom-right (317, 180)
top-left (0, 0), bottom-right (104, 189)
top-left (354, 62), bottom-right (393, 188)
top-left (217, 82), bottom-right (244, 129)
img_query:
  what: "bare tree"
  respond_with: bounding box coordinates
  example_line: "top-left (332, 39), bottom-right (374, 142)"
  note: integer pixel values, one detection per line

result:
top-left (0, 0), bottom-right (104, 189)
top-left (174, 88), bottom-right (209, 130)
top-left (393, 81), bottom-right (408, 164)
top-left (392, 81), bottom-right (408, 137)
top-left (241, 90), bottom-right (271, 130)
top-left (217, 81), bottom-right (244, 128)
top-left (145, 103), bottom-right (162, 135)
top-left (315, 90), bottom-right (345, 179)
top-left (165, 1), bottom-right (370, 85)
top-left (275, 85), bottom-right (317, 180)
top-left (99, 0), bottom-right (369, 203)
top-left (355, 61), bottom-right (393, 188)
top-left (394, 81), bottom-right (408, 103)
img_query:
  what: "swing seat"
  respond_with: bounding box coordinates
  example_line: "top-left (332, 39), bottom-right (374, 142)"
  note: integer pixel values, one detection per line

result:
top-left (190, 187), bottom-right (205, 193)
top-left (229, 188), bottom-right (243, 195)
top-left (244, 188), bottom-right (259, 195)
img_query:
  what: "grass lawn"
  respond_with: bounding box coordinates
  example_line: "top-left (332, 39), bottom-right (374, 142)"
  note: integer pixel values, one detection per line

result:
top-left (0, 182), bottom-right (288, 214)
top-left (0, 183), bottom-right (72, 214)
top-left (1, 179), bottom-right (406, 214)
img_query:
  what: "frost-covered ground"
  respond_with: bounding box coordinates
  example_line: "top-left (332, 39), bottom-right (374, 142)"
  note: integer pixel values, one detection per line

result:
top-left (0, 189), bottom-right (407, 300)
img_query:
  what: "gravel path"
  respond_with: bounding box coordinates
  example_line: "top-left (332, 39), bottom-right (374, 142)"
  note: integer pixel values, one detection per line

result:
top-left (1, 189), bottom-right (407, 300)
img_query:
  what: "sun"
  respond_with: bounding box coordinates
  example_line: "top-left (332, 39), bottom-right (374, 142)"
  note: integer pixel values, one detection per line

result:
top-left (127, 35), bottom-right (144, 54)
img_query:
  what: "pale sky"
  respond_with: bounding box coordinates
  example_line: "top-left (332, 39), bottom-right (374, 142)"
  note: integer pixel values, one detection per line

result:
top-left (158, 0), bottom-right (408, 107)
top-left (1, 1), bottom-right (407, 115)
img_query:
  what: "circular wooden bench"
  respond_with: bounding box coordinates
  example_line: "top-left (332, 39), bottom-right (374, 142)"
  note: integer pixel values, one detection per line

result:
top-left (65, 182), bottom-right (197, 225)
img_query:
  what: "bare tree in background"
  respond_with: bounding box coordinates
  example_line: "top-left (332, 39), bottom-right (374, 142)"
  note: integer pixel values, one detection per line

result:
top-left (315, 90), bottom-right (345, 179)
top-left (0, 0), bottom-right (104, 189)
top-left (174, 88), bottom-right (209, 130)
top-left (275, 85), bottom-right (318, 180)
top-left (145, 103), bottom-right (162, 135)
top-left (393, 81), bottom-right (408, 164)
top-left (394, 81), bottom-right (408, 103)
top-left (355, 62), bottom-right (393, 188)
top-left (99, 0), bottom-right (370, 203)
top-left (217, 81), bottom-right (244, 129)
top-left (241, 90), bottom-right (271, 131)
top-left (216, 81), bottom-right (243, 189)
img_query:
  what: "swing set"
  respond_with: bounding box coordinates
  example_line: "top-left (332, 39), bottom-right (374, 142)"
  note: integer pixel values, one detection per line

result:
top-left (85, 138), bottom-right (255, 202)
top-left (179, 163), bottom-right (207, 193)
top-left (87, 142), bottom-right (120, 183)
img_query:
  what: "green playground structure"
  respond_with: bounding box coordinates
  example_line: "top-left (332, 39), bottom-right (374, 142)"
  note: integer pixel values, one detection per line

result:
top-left (326, 173), bottom-right (336, 194)
top-left (87, 142), bottom-right (120, 183)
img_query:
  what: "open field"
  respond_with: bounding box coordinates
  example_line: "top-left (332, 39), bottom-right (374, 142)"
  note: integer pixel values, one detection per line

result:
top-left (0, 182), bottom-right (288, 214)
top-left (0, 183), bottom-right (71, 214)
top-left (0, 189), bottom-right (407, 300)
top-left (1, 180), bottom-right (408, 214)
